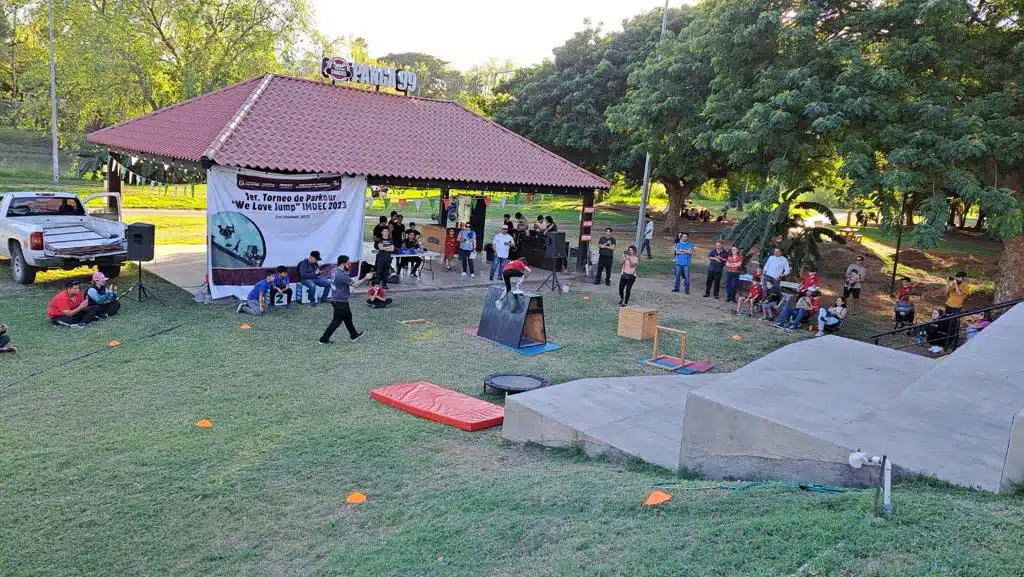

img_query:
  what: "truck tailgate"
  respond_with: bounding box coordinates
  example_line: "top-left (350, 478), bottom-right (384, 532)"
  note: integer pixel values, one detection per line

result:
top-left (44, 225), bottom-right (124, 256)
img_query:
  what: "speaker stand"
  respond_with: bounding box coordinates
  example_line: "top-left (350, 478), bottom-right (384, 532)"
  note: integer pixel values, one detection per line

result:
top-left (541, 257), bottom-right (562, 292)
top-left (120, 260), bottom-right (165, 305)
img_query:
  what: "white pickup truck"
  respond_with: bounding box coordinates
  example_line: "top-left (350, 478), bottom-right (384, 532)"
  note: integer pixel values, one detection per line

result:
top-left (0, 191), bottom-right (128, 284)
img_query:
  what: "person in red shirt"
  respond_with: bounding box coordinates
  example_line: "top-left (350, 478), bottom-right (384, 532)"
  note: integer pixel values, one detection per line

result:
top-left (895, 276), bottom-right (914, 301)
top-left (48, 279), bottom-right (99, 328)
top-left (365, 280), bottom-right (393, 308)
top-left (496, 258), bottom-right (531, 310)
top-left (724, 246), bottom-right (744, 303)
top-left (797, 266), bottom-right (820, 296)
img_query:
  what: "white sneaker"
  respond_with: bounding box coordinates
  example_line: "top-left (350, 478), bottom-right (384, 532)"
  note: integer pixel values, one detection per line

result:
top-left (236, 302), bottom-right (245, 314)
top-left (460, 272), bottom-right (467, 277)
top-left (816, 331), bottom-right (824, 337)
top-left (512, 288), bottom-right (524, 295)
top-left (471, 273), bottom-right (476, 278)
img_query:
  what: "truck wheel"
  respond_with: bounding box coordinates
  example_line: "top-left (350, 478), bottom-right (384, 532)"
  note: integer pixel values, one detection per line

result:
top-left (97, 265), bottom-right (121, 279)
top-left (10, 243), bottom-right (38, 285)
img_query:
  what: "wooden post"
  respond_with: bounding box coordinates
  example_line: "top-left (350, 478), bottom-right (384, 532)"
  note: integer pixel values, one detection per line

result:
top-left (578, 189), bottom-right (595, 270)
top-left (105, 157), bottom-right (121, 211)
top-left (651, 329), bottom-right (661, 362)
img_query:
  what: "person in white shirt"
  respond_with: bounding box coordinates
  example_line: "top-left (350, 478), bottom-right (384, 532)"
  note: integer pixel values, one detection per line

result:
top-left (762, 247), bottom-right (791, 297)
top-left (641, 215), bottom-right (654, 259)
top-left (490, 224), bottom-right (515, 281)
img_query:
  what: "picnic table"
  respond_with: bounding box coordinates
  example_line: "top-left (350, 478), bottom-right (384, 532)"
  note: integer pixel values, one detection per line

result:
top-left (838, 227), bottom-right (864, 243)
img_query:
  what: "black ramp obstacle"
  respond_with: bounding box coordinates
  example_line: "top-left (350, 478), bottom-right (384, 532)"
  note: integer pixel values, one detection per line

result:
top-left (477, 286), bottom-right (547, 349)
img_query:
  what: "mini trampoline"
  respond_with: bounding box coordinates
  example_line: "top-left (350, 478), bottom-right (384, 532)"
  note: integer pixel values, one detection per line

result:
top-left (483, 372), bottom-right (551, 395)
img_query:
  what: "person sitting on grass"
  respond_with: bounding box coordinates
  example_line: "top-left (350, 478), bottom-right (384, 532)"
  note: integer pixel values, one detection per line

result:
top-left (237, 270), bottom-right (273, 316)
top-left (733, 276), bottom-right (763, 317)
top-left (965, 314), bottom-right (991, 341)
top-left (48, 279), bottom-right (99, 328)
top-left (495, 257), bottom-right (531, 310)
top-left (298, 251), bottom-right (331, 306)
top-left (815, 296), bottom-right (848, 336)
top-left (0, 323), bottom-right (15, 353)
top-left (366, 280), bottom-right (393, 308)
top-left (776, 288), bottom-right (821, 331)
top-left (86, 271), bottom-right (120, 318)
top-left (271, 265), bottom-right (292, 309)
top-left (760, 281), bottom-right (782, 321)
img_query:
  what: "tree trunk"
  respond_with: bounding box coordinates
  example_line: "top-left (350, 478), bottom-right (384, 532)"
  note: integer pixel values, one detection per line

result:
top-left (947, 200), bottom-right (957, 228)
top-left (994, 234), bottom-right (1024, 303)
top-left (662, 180), bottom-right (693, 235)
top-left (973, 209), bottom-right (986, 232)
top-left (904, 191), bottom-right (916, 227)
top-left (958, 201), bottom-right (971, 229)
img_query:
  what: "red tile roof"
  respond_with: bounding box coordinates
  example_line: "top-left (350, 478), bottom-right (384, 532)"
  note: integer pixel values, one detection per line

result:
top-left (88, 74), bottom-right (609, 191)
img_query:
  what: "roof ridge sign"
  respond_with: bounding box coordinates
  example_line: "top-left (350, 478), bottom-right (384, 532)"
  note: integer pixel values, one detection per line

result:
top-left (321, 56), bottom-right (418, 96)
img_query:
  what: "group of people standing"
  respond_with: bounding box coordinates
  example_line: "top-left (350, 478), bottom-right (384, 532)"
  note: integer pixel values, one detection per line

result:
top-left (372, 213), bottom-right (424, 288)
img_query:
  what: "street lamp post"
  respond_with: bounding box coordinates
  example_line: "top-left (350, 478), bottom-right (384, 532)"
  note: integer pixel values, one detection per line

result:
top-left (47, 0), bottom-right (59, 184)
top-left (634, 0), bottom-right (670, 249)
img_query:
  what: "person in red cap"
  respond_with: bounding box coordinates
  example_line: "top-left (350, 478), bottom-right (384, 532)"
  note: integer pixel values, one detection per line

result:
top-left (86, 271), bottom-right (121, 318)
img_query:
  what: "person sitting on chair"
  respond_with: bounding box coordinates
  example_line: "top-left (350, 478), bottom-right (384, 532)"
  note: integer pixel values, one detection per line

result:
top-left (776, 287), bottom-right (820, 331)
top-left (86, 272), bottom-right (120, 318)
top-left (532, 215), bottom-right (545, 233)
top-left (815, 296), bottom-right (848, 336)
top-left (298, 251), bottom-right (331, 306)
top-left (271, 265), bottom-right (292, 309)
top-left (366, 280), bottom-right (393, 308)
top-left (48, 279), bottom-right (99, 328)
top-left (402, 230), bottom-right (423, 277)
top-left (734, 275), bottom-right (763, 317)
top-left (495, 257), bottom-right (531, 310)
top-left (760, 281), bottom-right (782, 321)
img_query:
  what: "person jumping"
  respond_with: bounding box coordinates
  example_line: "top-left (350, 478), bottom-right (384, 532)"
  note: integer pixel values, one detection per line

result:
top-left (496, 257), bottom-right (531, 310)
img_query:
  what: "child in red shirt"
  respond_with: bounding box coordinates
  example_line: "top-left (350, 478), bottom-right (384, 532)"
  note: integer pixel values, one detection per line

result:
top-left (48, 279), bottom-right (99, 327)
top-left (366, 280), bottom-right (393, 308)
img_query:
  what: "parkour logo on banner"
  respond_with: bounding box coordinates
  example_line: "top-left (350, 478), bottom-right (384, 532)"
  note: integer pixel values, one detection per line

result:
top-left (321, 56), bottom-right (418, 95)
top-left (207, 167), bottom-right (367, 300)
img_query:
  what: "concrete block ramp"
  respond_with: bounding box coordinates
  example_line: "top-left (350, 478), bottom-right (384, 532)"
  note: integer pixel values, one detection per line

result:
top-left (504, 304), bottom-right (1024, 491)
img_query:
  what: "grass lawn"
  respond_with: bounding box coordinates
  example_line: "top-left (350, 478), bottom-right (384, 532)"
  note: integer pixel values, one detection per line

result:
top-left (1, 264), bottom-right (1023, 576)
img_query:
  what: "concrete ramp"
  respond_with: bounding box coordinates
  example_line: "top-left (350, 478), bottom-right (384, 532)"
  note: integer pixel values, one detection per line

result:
top-left (503, 375), bottom-right (717, 469)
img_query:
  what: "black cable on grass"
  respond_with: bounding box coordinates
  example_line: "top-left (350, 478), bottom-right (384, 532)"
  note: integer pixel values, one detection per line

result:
top-left (5, 323), bottom-right (185, 388)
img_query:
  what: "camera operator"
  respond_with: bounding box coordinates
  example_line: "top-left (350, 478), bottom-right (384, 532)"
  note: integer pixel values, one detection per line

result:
top-left (943, 271), bottom-right (969, 350)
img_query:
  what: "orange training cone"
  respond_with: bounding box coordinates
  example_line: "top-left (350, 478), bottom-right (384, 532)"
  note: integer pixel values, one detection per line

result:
top-left (108, 339), bottom-right (123, 347)
top-left (196, 419), bottom-right (213, 429)
top-left (732, 334), bottom-right (742, 341)
top-left (643, 490), bottom-right (672, 506)
top-left (345, 491), bottom-right (367, 504)
top-left (240, 323), bottom-right (252, 330)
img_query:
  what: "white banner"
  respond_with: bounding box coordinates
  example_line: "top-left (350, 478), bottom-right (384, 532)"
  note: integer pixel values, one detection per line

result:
top-left (206, 167), bottom-right (367, 299)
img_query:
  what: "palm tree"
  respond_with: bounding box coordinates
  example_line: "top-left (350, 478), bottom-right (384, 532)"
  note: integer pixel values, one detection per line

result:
top-left (720, 183), bottom-right (846, 270)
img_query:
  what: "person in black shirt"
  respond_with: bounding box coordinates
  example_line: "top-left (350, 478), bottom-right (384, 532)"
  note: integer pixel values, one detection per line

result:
top-left (391, 214), bottom-right (406, 246)
top-left (372, 216), bottom-right (388, 247)
top-left (503, 214), bottom-right (514, 233)
top-left (595, 227), bottom-right (616, 286)
top-left (375, 228), bottom-right (395, 288)
top-left (402, 230), bottom-right (422, 277)
top-left (544, 216), bottom-right (558, 234)
top-left (704, 240), bottom-right (728, 299)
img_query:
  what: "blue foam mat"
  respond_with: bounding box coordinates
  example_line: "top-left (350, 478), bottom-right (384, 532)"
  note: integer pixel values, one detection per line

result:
top-left (504, 341), bottom-right (562, 356)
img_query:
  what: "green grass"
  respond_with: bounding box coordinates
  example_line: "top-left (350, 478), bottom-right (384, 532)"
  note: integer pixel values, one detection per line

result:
top-left (2, 264), bottom-right (1024, 576)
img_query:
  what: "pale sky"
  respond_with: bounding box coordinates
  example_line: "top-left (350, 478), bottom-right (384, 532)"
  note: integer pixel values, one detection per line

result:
top-left (312, 0), bottom-right (673, 70)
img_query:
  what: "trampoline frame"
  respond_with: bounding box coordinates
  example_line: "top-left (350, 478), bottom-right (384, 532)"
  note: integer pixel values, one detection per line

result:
top-left (483, 372), bottom-right (551, 394)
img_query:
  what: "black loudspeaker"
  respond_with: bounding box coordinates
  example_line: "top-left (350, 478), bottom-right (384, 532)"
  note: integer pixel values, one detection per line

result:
top-left (545, 232), bottom-right (566, 259)
top-left (126, 222), bottom-right (155, 262)
top-left (469, 197), bottom-right (487, 251)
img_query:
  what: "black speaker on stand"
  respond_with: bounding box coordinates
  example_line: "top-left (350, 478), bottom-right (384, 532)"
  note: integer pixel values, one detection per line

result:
top-left (120, 222), bottom-right (164, 305)
top-left (541, 232), bottom-right (565, 292)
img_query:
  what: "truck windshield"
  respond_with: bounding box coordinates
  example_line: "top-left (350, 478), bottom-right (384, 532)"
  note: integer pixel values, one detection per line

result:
top-left (6, 197), bottom-right (85, 217)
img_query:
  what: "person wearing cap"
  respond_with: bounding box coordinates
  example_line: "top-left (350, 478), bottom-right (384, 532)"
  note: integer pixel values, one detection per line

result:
top-left (86, 271), bottom-right (121, 318)
top-left (298, 250), bottom-right (331, 306)
top-left (47, 279), bottom-right (99, 328)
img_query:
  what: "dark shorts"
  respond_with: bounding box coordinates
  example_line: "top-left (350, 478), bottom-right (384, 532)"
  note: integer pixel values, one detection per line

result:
top-left (843, 286), bottom-right (861, 299)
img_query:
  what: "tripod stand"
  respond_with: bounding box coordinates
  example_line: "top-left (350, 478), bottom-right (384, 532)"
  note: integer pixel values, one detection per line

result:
top-left (120, 260), bottom-right (165, 305)
top-left (541, 256), bottom-right (563, 292)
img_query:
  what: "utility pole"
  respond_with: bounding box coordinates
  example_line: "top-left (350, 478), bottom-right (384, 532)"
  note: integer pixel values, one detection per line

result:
top-left (634, 0), bottom-right (670, 249)
top-left (47, 0), bottom-right (59, 183)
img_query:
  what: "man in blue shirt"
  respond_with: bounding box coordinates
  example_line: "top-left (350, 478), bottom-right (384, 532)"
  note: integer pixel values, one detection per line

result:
top-left (672, 232), bottom-right (695, 294)
top-left (237, 270), bottom-right (274, 316)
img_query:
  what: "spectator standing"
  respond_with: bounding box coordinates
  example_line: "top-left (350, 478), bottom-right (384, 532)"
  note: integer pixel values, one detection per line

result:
top-left (372, 216), bottom-right (388, 245)
top-left (943, 271), bottom-right (970, 350)
top-left (490, 225), bottom-right (515, 281)
top-left (641, 216), bottom-right (654, 259)
top-left (514, 212), bottom-right (528, 232)
top-left (844, 255), bottom-right (867, 314)
top-left (672, 232), bottom-right (694, 294)
top-left (532, 215), bottom-right (545, 233)
top-left (619, 246), bottom-right (639, 307)
top-left (762, 247), bottom-right (791, 297)
top-left (543, 216), bottom-right (558, 234)
top-left (375, 228), bottom-right (396, 288)
top-left (48, 279), bottom-right (99, 328)
top-left (86, 272), bottom-right (121, 317)
top-left (724, 246), bottom-right (743, 303)
top-left (704, 240), bottom-right (729, 299)
top-left (298, 251), bottom-right (331, 306)
top-left (391, 214), bottom-right (406, 245)
top-left (595, 228), bottom-right (616, 286)
top-left (319, 255), bottom-right (372, 344)
top-left (457, 222), bottom-right (476, 277)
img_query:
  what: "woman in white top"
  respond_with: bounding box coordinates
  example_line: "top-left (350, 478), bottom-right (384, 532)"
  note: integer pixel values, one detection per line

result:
top-left (816, 296), bottom-right (848, 336)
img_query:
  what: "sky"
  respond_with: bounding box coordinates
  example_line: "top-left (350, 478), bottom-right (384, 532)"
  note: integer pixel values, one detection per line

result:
top-left (312, 0), bottom-right (674, 70)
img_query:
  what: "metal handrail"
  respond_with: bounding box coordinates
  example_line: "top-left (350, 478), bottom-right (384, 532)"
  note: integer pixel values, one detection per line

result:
top-left (869, 298), bottom-right (1024, 345)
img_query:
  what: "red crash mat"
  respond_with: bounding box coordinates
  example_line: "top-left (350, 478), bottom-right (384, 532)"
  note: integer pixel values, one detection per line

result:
top-left (369, 381), bottom-right (504, 431)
